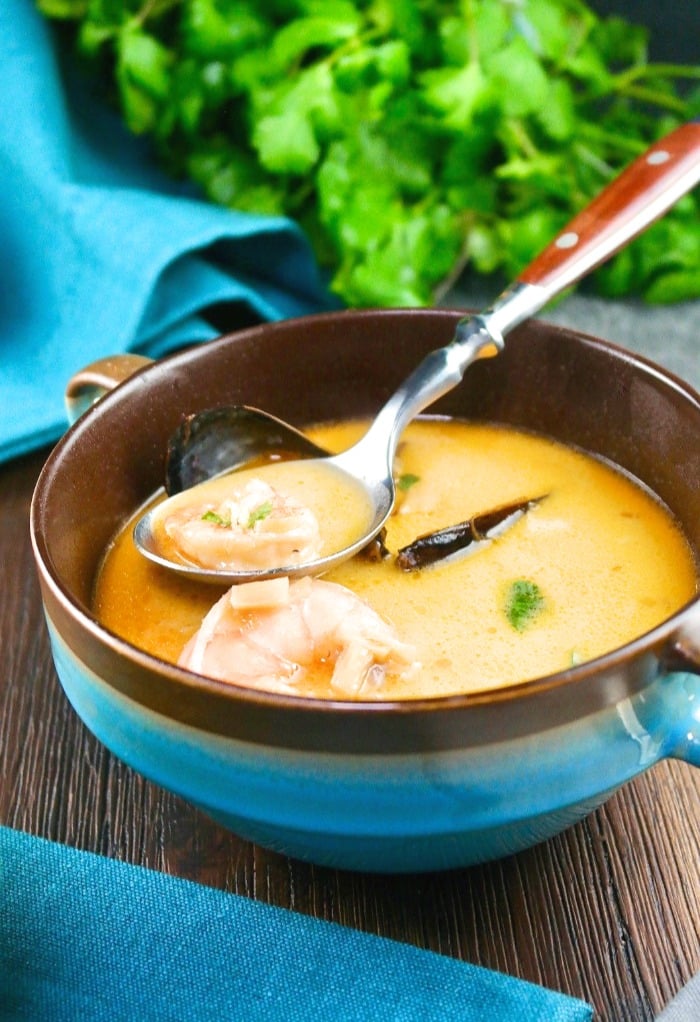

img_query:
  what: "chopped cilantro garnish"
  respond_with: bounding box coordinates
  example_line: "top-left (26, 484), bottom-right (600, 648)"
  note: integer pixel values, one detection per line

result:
top-left (505, 579), bottom-right (545, 632)
top-left (397, 473), bottom-right (420, 492)
top-left (201, 510), bottom-right (231, 527)
top-left (247, 500), bottom-right (273, 528)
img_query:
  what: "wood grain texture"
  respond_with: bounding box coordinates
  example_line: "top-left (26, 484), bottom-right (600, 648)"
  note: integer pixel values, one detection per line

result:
top-left (2, 449), bottom-right (698, 1022)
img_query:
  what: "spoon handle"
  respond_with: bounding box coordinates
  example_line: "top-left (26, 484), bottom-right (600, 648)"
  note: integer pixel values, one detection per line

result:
top-left (478, 120), bottom-right (700, 345)
top-left (517, 120), bottom-right (700, 296)
top-left (365, 122), bottom-right (700, 459)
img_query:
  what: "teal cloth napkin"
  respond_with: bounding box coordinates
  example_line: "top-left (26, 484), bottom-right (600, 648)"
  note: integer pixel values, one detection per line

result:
top-left (0, 826), bottom-right (593, 1021)
top-left (0, 829), bottom-right (596, 1021)
top-left (0, 2), bottom-right (333, 464)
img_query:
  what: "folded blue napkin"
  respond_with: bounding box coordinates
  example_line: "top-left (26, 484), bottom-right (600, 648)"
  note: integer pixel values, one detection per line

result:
top-left (0, 2), bottom-right (333, 464)
top-left (0, 826), bottom-right (592, 1021)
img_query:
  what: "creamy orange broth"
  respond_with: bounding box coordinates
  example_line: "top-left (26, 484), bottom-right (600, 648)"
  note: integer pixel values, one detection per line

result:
top-left (93, 419), bottom-right (698, 699)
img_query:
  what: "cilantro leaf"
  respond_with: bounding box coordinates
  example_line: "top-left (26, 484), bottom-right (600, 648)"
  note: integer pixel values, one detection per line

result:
top-left (201, 509), bottom-right (231, 527)
top-left (397, 472), bottom-right (420, 492)
top-left (505, 579), bottom-right (545, 632)
top-left (247, 501), bottom-right (273, 528)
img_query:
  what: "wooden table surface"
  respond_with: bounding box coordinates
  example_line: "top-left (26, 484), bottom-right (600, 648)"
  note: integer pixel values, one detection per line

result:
top-left (2, 443), bottom-right (699, 1022)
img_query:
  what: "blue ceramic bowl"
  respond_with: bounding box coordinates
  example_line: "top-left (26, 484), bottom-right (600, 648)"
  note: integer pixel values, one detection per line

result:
top-left (30, 309), bottom-right (700, 872)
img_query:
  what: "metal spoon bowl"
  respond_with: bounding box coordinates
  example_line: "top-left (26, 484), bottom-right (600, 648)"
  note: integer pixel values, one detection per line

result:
top-left (134, 121), bottom-right (700, 584)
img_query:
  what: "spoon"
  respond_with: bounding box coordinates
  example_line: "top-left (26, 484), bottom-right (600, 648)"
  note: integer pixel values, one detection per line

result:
top-left (134, 120), bottom-right (700, 584)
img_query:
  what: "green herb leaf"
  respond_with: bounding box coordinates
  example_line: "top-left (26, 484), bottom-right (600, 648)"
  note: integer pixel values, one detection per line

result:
top-left (37, 0), bottom-right (88, 17)
top-left (253, 111), bottom-right (320, 175)
top-left (246, 500), bottom-right (273, 528)
top-left (182, 0), bottom-right (267, 61)
top-left (419, 62), bottom-right (491, 129)
top-left (116, 23), bottom-right (173, 133)
top-left (505, 579), bottom-right (545, 632)
top-left (271, 9), bottom-right (361, 71)
top-left (201, 509), bottom-right (231, 527)
top-left (397, 472), bottom-right (420, 492)
top-left (485, 37), bottom-right (549, 117)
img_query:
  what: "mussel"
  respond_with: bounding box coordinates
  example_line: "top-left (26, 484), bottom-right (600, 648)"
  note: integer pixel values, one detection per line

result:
top-left (165, 406), bottom-right (327, 496)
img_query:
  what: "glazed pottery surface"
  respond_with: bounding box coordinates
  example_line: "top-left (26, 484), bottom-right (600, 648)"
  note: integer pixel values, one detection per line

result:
top-left (30, 310), bottom-right (700, 872)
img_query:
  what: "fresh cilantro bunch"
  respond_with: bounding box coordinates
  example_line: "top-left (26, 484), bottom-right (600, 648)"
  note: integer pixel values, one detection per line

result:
top-left (39, 0), bottom-right (700, 307)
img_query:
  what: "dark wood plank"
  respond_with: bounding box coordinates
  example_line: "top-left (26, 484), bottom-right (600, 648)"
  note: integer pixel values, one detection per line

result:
top-left (2, 450), bottom-right (698, 1022)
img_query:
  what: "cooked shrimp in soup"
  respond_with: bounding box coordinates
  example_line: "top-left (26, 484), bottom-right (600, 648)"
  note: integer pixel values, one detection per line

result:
top-left (161, 478), bottom-right (321, 571)
top-left (178, 576), bottom-right (418, 697)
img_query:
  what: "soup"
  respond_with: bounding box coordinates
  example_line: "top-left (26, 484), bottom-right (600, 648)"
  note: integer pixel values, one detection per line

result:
top-left (93, 418), bottom-right (697, 700)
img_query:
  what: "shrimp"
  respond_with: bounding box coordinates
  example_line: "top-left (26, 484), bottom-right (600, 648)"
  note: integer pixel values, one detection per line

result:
top-left (178, 576), bottom-right (418, 698)
top-left (161, 478), bottom-right (322, 571)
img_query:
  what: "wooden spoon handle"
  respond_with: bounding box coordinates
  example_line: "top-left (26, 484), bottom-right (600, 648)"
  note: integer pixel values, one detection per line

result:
top-left (517, 121), bottom-right (700, 294)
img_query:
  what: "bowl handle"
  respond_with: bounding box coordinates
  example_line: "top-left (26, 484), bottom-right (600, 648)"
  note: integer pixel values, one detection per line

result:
top-left (64, 354), bottom-right (153, 424)
top-left (655, 630), bottom-right (700, 767)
